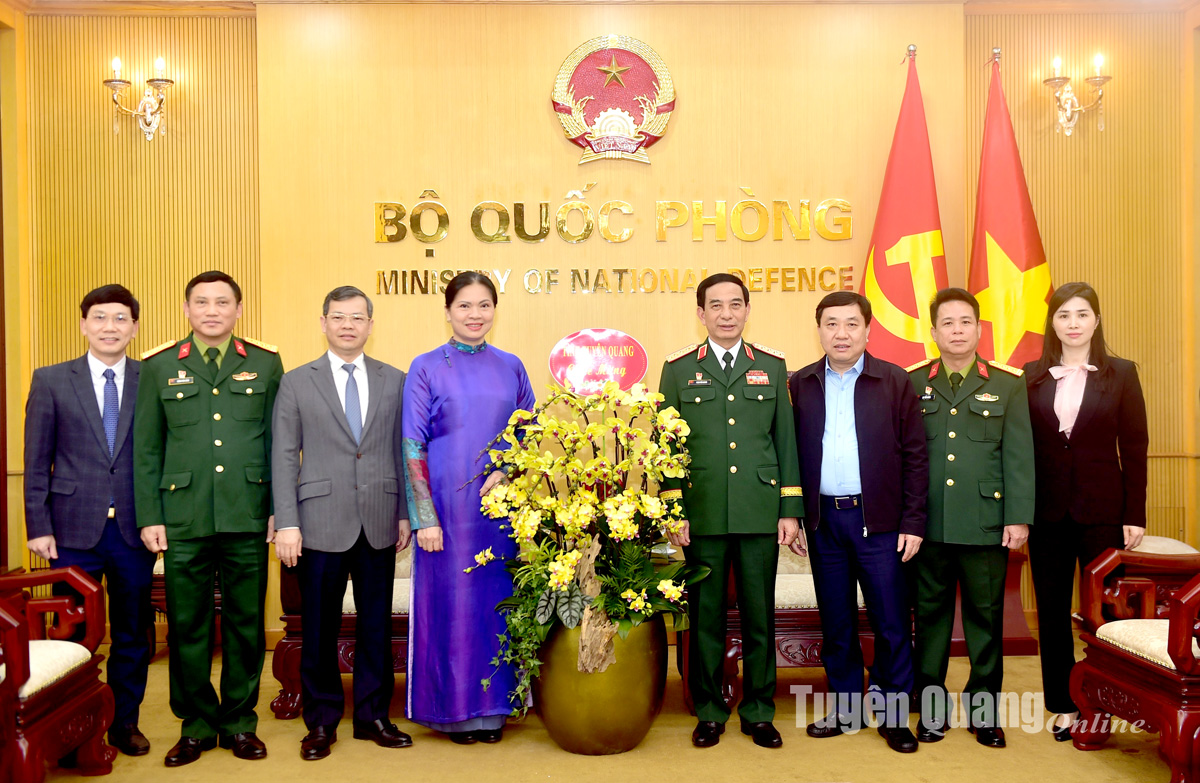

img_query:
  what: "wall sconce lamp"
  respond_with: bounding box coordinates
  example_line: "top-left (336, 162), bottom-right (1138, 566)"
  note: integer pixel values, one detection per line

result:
top-left (102, 57), bottom-right (174, 141)
top-left (1042, 54), bottom-right (1111, 136)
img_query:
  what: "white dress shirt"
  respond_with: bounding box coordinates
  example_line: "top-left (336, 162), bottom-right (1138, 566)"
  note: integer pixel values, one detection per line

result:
top-left (328, 350), bottom-right (368, 427)
top-left (86, 352), bottom-right (127, 415)
top-left (707, 338), bottom-right (743, 374)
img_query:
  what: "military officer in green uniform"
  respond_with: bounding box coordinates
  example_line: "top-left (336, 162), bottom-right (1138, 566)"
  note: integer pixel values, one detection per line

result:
top-left (907, 288), bottom-right (1033, 749)
top-left (659, 273), bottom-right (803, 750)
top-left (134, 270), bottom-right (283, 767)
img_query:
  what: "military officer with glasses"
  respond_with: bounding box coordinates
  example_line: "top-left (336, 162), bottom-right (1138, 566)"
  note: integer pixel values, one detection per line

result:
top-left (134, 270), bottom-right (283, 767)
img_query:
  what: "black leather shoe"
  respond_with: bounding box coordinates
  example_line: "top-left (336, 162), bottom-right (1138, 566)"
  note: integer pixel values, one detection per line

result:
top-left (108, 725), bottom-right (151, 757)
top-left (740, 720), bottom-right (783, 749)
top-left (691, 721), bottom-right (725, 748)
top-left (449, 732), bottom-right (477, 745)
top-left (968, 725), bottom-right (1007, 748)
top-left (300, 726), bottom-right (337, 761)
top-left (219, 732), bottom-right (267, 760)
top-left (878, 726), bottom-right (918, 753)
top-left (1051, 723), bottom-right (1073, 742)
top-left (917, 718), bottom-right (948, 743)
top-left (164, 736), bottom-right (217, 767)
top-left (475, 728), bottom-right (503, 744)
top-left (806, 713), bottom-right (863, 739)
top-left (353, 719), bottom-right (413, 748)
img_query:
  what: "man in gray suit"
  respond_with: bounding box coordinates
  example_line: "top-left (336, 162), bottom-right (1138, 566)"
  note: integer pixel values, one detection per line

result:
top-left (23, 284), bottom-right (157, 757)
top-left (271, 286), bottom-right (412, 761)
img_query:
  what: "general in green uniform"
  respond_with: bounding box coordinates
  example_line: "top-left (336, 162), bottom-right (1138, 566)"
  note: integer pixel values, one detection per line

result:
top-left (133, 271), bottom-right (283, 767)
top-left (658, 274), bottom-right (803, 750)
top-left (907, 288), bottom-right (1033, 749)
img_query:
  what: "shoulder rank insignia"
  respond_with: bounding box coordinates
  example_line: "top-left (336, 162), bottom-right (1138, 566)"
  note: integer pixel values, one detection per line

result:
top-left (665, 343), bottom-right (698, 363)
top-left (140, 340), bottom-right (177, 360)
top-left (751, 342), bottom-right (785, 360)
top-left (241, 336), bottom-right (279, 354)
top-left (987, 359), bottom-right (1024, 377)
top-left (906, 358), bottom-right (934, 373)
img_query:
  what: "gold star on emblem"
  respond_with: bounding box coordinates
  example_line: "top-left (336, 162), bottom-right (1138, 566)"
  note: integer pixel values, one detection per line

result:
top-left (597, 54), bottom-right (631, 88)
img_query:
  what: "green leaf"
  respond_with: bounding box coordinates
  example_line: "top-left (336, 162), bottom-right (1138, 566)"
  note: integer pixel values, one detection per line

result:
top-left (671, 611), bottom-right (690, 632)
top-left (615, 617), bottom-right (634, 640)
top-left (557, 582), bottom-right (585, 628)
top-left (535, 589), bottom-right (556, 624)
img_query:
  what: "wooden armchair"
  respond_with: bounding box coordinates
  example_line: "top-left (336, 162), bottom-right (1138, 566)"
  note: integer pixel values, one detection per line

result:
top-left (0, 567), bottom-right (116, 782)
top-left (1071, 548), bottom-right (1200, 783)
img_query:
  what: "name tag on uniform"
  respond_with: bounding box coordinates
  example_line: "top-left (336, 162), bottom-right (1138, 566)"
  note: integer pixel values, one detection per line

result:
top-left (920, 393), bottom-right (935, 401)
top-left (975, 393), bottom-right (1000, 402)
top-left (745, 370), bottom-right (769, 385)
top-left (687, 379), bottom-right (712, 387)
top-left (168, 377), bottom-right (194, 385)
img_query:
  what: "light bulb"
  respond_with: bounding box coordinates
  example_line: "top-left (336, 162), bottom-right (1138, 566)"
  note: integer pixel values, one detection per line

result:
top-left (154, 57), bottom-right (165, 77)
top-left (1094, 54), bottom-right (1104, 76)
top-left (111, 57), bottom-right (122, 79)
top-left (1052, 57), bottom-right (1061, 78)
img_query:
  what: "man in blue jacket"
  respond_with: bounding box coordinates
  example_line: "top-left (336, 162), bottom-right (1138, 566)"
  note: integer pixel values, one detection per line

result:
top-left (787, 291), bottom-right (929, 753)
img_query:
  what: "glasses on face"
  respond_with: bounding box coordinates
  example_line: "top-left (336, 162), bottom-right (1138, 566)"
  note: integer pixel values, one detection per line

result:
top-left (327, 313), bottom-right (369, 326)
top-left (89, 313), bottom-right (131, 325)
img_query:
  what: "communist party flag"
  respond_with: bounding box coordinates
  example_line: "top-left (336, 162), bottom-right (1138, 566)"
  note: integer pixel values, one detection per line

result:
top-left (967, 53), bottom-right (1053, 367)
top-left (860, 48), bottom-right (949, 366)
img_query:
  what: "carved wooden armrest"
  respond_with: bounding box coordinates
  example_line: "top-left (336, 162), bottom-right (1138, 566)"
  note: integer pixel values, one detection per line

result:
top-left (1105, 577), bottom-right (1157, 620)
top-left (0, 566), bottom-right (105, 652)
top-left (1081, 549), bottom-right (1200, 633)
top-left (1167, 572), bottom-right (1200, 675)
top-left (0, 595), bottom-right (30, 694)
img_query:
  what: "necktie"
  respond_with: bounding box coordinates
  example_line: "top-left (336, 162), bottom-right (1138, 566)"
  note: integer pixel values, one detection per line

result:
top-left (723, 352), bottom-right (734, 378)
top-left (950, 371), bottom-right (963, 394)
top-left (206, 346), bottom-right (221, 381)
top-left (343, 364), bottom-right (362, 444)
top-left (102, 368), bottom-right (118, 457)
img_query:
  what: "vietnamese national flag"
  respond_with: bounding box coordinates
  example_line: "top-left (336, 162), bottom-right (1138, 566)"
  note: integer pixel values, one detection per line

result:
top-left (860, 50), bottom-right (949, 367)
top-left (967, 53), bottom-right (1053, 368)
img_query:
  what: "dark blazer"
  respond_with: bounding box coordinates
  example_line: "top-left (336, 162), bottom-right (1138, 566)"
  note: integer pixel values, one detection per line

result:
top-left (1024, 356), bottom-right (1148, 528)
top-left (24, 354), bottom-right (141, 549)
top-left (788, 352), bottom-right (928, 536)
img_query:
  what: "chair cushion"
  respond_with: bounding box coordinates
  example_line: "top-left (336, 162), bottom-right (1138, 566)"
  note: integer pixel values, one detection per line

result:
top-left (1133, 536), bottom-right (1200, 555)
top-left (153, 555), bottom-right (165, 575)
top-left (1096, 619), bottom-right (1200, 670)
top-left (343, 578), bottom-right (410, 615)
top-left (396, 546), bottom-right (412, 578)
top-left (778, 546), bottom-right (813, 575)
top-left (776, 574), bottom-right (864, 609)
top-left (0, 640), bottom-right (93, 698)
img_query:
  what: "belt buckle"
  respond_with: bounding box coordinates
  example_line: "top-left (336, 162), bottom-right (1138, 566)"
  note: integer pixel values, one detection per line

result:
top-left (835, 496), bottom-right (858, 510)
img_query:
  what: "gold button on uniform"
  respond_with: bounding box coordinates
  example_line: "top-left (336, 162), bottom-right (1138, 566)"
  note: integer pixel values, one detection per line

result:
top-left (214, 439), bottom-right (222, 447)
top-left (950, 408), bottom-right (958, 415)
top-left (982, 410), bottom-right (990, 418)
top-left (948, 432), bottom-right (957, 439)
top-left (730, 466), bottom-right (737, 474)
top-left (770, 479), bottom-right (777, 486)
top-left (946, 479), bottom-right (954, 486)
top-left (727, 394), bottom-right (735, 401)
top-left (757, 394), bottom-right (764, 401)
top-left (728, 418), bottom-right (736, 425)
top-left (695, 397), bottom-right (702, 403)
top-left (947, 454), bottom-right (955, 462)
top-left (213, 413), bottom-right (221, 421)
top-left (176, 392), bottom-right (183, 399)
top-left (246, 388), bottom-right (254, 395)
top-left (169, 484), bottom-right (176, 491)
top-left (993, 491), bottom-right (1002, 499)
top-left (215, 465), bottom-right (224, 473)
top-left (729, 442), bottom-right (737, 450)
top-left (212, 388), bottom-right (220, 396)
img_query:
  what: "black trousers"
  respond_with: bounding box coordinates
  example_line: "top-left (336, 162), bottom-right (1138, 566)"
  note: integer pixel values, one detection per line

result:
top-left (300, 530), bottom-right (397, 729)
top-left (1028, 516), bottom-right (1124, 715)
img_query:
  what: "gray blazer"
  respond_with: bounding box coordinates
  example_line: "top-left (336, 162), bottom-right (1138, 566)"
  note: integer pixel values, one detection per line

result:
top-left (271, 354), bottom-right (406, 552)
top-left (24, 355), bottom-right (141, 549)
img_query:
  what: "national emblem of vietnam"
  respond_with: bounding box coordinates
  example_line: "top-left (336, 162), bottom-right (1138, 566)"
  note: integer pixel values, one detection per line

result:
top-left (552, 34), bottom-right (675, 164)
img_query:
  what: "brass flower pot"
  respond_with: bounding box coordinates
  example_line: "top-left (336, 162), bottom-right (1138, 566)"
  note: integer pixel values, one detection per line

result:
top-left (534, 615), bottom-right (668, 754)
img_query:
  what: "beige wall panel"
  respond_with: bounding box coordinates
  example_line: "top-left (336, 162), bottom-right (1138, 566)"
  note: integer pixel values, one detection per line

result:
top-left (257, 3), bottom-right (966, 381)
top-left (27, 14), bottom-right (259, 365)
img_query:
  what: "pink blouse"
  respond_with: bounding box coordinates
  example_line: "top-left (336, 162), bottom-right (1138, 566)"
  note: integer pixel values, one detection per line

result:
top-left (1048, 363), bottom-right (1097, 437)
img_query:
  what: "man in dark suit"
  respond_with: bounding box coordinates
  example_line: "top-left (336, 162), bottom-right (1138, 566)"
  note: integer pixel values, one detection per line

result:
top-left (907, 288), bottom-right (1034, 749)
top-left (272, 286), bottom-right (412, 760)
top-left (659, 273), bottom-right (803, 750)
top-left (134, 270), bottom-right (283, 766)
top-left (788, 291), bottom-right (928, 754)
top-left (24, 284), bottom-right (157, 757)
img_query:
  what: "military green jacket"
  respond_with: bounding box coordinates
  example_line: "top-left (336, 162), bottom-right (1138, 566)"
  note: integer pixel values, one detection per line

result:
top-left (908, 355), bottom-right (1034, 545)
top-left (658, 342), bottom-right (803, 536)
top-left (133, 333), bottom-right (284, 540)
